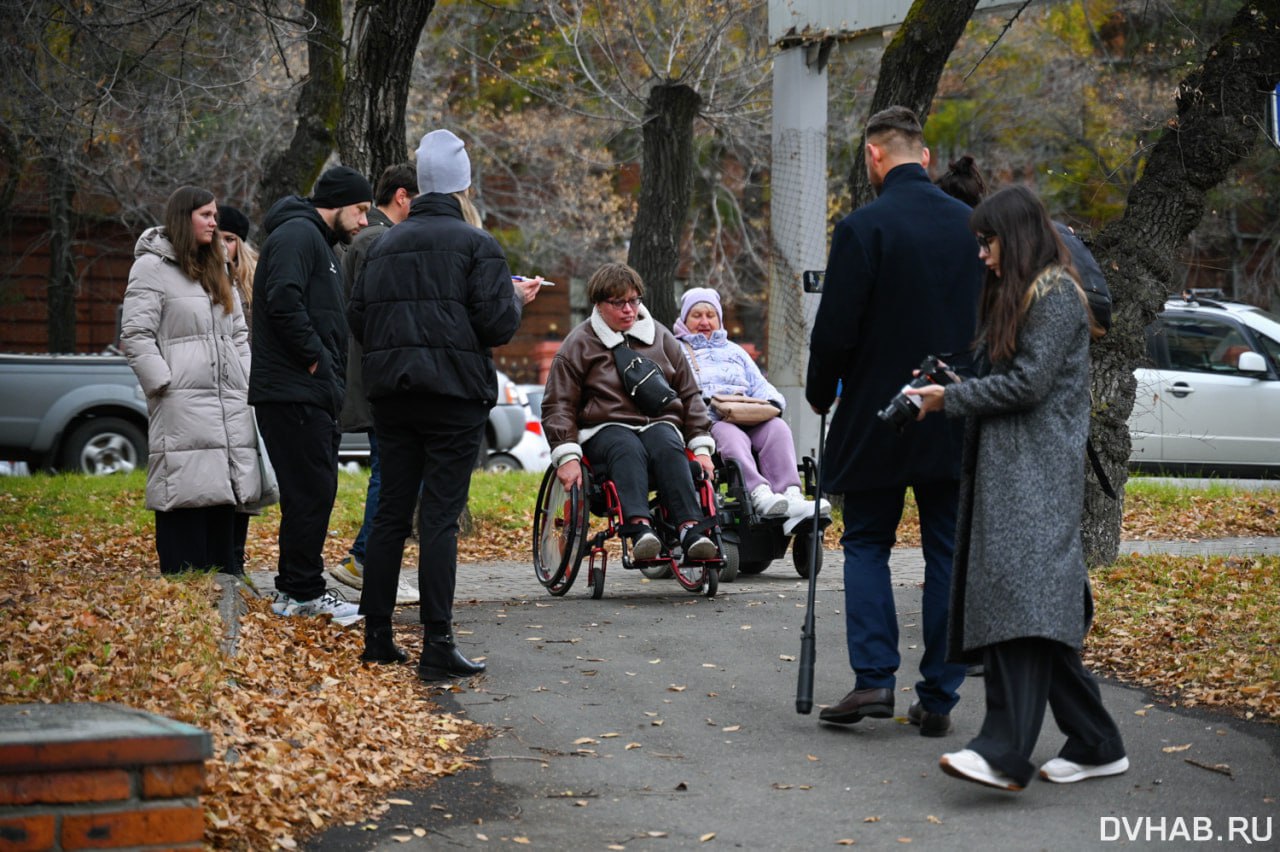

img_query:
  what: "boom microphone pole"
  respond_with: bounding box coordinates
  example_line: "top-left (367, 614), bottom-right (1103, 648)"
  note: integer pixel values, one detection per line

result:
top-left (795, 410), bottom-right (826, 714)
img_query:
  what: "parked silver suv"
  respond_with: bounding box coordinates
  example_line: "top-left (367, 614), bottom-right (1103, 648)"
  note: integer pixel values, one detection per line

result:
top-left (1129, 291), bottom-right (1280, 477)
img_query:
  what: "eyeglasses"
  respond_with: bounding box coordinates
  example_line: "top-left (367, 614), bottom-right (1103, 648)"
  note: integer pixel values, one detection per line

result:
top-left (976, 233), bottom-right (997, 253)
top-left (603, 296), bottom-right (642, 310)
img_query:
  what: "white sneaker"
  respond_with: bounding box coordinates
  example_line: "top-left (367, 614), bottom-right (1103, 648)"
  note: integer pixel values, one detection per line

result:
top-left (285, 590), bottom-right (363, 627)
top-left (939, 749), bottom-right (1023, 792)
top-left (750, 484), bottom-right (788, 518)
top-left (395, 573), bottom-right (420, 606)
top-left (782, 485), bottom-right (831, 518)
top-left (330, 555), bottom-right (363, 590)
top-left (1039, 756), bottom-right (1129, 784)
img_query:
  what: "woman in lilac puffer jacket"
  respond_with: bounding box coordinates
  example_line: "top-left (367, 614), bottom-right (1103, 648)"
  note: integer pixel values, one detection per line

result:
top-left (674, 287), bottom-right (828, 522)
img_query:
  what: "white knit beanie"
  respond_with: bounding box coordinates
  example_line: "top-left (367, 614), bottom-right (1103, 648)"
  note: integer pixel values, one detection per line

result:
top-left (415, 129), bottom-right (471, 195)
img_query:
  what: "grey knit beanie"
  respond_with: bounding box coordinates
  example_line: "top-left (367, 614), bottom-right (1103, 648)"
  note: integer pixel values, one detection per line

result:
top-left (415, 130), bottom-right (471, 195)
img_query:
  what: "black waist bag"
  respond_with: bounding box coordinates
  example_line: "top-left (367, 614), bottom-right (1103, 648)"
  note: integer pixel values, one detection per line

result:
top-left (613, 344), bottom-right (678, 416)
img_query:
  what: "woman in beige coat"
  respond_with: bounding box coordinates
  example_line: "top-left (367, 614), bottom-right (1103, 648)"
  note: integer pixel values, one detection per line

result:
top-left (121, 186), bottom-right (260, 575)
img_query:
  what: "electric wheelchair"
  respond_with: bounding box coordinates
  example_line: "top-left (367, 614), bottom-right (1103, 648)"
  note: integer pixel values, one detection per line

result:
top-left (712, 454), bottom-right (830, 581)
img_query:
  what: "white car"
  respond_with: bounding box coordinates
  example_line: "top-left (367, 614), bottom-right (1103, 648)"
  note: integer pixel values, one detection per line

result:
top-left (482, 381), bottom-right (551, 474)
top-left (1129, 292), bottom-right (1280, 477)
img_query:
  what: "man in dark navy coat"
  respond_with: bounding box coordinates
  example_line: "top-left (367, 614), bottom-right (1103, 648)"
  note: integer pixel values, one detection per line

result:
top-left (806, 106), bottom-right (984, 736)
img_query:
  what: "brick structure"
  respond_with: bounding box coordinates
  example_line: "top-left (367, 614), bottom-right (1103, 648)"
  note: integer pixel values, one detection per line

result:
top-left (0, 703), bottom-right (211, 851)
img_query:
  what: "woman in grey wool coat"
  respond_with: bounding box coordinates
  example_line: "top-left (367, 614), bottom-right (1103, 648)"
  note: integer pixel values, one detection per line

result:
top-left (121, 186), bottom-right (259, 575)
top-left (907, 185), bottom-right (1127, 792)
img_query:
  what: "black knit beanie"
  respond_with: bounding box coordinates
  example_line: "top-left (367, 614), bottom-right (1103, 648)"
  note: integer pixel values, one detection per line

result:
top-left (310, 166), bottom-right (373, 209)
top-left (216, 205), bottom-right (251, 241)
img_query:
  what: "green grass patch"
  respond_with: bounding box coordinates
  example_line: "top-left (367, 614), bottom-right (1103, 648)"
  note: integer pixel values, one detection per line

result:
top-left (0, 469), bottom-right (152, 537)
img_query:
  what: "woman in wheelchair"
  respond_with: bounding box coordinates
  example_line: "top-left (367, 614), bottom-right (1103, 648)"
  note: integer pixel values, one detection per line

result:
top-left (542, 263), bottom-right (718, 562)
top-left (674, 287), bottom-right (831, 522)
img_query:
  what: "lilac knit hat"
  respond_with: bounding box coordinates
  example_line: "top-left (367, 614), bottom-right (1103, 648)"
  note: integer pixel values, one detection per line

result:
top-left (678, 287), bottom-right (723, 325)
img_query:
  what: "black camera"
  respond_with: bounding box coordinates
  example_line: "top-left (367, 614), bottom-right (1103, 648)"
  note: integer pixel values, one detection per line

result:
top-left (877, 355), bottom-right (959, 430)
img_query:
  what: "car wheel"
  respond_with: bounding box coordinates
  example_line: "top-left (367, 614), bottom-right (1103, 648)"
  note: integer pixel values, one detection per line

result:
top-left (483, 452), bottom-right (522, 474)
top-left (60, 417), bottom-right (146, 475)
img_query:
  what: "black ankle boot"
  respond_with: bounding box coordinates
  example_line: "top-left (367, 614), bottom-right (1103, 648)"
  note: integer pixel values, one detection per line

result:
top-left (417, 634), bottom-right (486, 681)
top-left (361, 626), bottom-right (408, 664)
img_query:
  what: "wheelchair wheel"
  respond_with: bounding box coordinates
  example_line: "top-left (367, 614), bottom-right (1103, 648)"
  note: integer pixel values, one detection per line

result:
top-left (719, 539), bottom-right (740, 583)
top-left (640, 563), bottom-right (673, 580)
top-left (532, 466), bottom-right (587, 595)
top-left (704, 566), bottom-right (719, 598)
top-left (589, 563), bottom-right (605, 599)
top-left (672, 560), bottom-right (713, 594)
top-left (792, 527), bottom-right (823, 579)
top-left (738, 559), bottom-right (770, 576)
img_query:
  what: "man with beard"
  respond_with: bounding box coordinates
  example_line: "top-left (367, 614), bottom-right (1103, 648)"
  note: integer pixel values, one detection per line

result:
top-left (250, 165), bottom-right (372, 625)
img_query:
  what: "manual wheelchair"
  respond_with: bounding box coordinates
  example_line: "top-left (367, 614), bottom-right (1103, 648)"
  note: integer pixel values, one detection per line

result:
top-left (531, 453), bottom-right (725, 599)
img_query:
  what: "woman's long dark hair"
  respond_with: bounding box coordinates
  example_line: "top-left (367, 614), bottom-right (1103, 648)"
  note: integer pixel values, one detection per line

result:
top-left (164, 186), bottom-right (234, 314)
top-left (969, 185), bottom-right (1083, 363)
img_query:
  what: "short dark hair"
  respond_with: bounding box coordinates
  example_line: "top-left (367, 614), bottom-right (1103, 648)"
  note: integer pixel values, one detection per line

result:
top-left (587, 262), bottom-right (645, 304)
top-left (374, 163), bottom-right (418, 207)
top-left (865, 106), bottom-right (924, 149)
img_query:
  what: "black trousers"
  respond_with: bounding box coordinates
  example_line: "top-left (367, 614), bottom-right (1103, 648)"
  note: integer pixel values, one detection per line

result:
top-left (359, 395), bottom-right (487, 633)
top-left (582, 424), bottom-right (700, 526)
top-left (231, 512), bottom-right (251, 574)
top-left (968, 637), bottom-right (1126, 787)
top-left (155, 505), bottom-right (236, 575)
top-left (255, 401), bottom-right (341, 602)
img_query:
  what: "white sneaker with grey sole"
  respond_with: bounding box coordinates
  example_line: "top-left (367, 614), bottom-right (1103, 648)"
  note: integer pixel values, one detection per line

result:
top-left (276, 590), bottom-right (363, 627)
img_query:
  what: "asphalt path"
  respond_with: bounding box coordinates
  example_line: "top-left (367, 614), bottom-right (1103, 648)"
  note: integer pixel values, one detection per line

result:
top-left (291, 537), bottom-right (1279, 852)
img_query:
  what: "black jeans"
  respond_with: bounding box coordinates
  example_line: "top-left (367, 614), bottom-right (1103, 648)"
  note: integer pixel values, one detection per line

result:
top-left (155, 505), bottom-right (236, 575)
top-left (255, 402), bottom-right (341, 602)
top-left (359, 395), bottom-right (487, 633)
top-left (968, 637), bottom-right (1126, 787)
top-left (582, 424), bottom-right (700, 526)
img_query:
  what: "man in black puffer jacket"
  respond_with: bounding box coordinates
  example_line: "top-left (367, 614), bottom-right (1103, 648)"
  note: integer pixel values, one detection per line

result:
top-left (250, 165), bottom-right (372, 625)
top-left (348, 129), bottom-right (540, 679)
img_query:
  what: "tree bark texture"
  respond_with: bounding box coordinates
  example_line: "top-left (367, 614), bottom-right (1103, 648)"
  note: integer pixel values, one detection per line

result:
top-left (46, 157), bottom-right (76, 354)
top-left (627, 83), bottom-right (703, 328)
top-left (255, 0), bottom-right (345, 216)
top-left (337, 0), bottom-right (436, 180)
top-left (1082, 0), bottom-right (1280, 566)
top-left (846, 0), bottom-right (980, 208)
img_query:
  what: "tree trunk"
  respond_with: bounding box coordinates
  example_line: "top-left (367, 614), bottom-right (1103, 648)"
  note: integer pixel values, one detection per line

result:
top-left (255, 0), bottom-right (345, 215)
top-left (1082, 0), bottom-right (1280, 566)
top-left (337, 0), bottom-right (436, 179)
top-left (846, 0), bottom-right (980, 208)
top-left (46, 156), bottom-right (77, 354)
top-left (627, 83), bottom-right (703, 328)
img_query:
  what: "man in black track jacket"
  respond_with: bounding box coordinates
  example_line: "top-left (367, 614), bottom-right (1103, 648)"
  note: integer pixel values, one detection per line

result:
top-left (250, 165), bottom-right (372, 623)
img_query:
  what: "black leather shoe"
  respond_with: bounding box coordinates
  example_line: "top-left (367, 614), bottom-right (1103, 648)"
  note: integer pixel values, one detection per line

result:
top-left (418, 635), bottom-right (486, 681)
top-left (818, 687), bottom-right (893, 724)
top-left (361, 626), bottom-right (408, 664)
top-left (907, 701), bottom-right (953, 737)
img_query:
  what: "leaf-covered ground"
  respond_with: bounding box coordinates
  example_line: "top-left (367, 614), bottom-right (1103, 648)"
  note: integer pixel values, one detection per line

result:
top-left (0, 473), bottom-right (1276, 849)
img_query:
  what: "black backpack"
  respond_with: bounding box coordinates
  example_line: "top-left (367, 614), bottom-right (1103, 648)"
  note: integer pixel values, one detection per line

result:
top-left (1055, 222), bottom-right (1112, 334)
top-left (1054, 223), bottom-right (1117, 498)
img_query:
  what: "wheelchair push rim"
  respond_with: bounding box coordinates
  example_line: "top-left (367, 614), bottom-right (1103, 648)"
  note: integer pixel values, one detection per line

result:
top-left (532, 465), bottom-right (587, 595)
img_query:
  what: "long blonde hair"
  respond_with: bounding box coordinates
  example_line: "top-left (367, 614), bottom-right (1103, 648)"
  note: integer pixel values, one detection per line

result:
top-left (454, 191), bottom-right (482, 228)
top-left (225, 233), bottom-right (258, 327)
